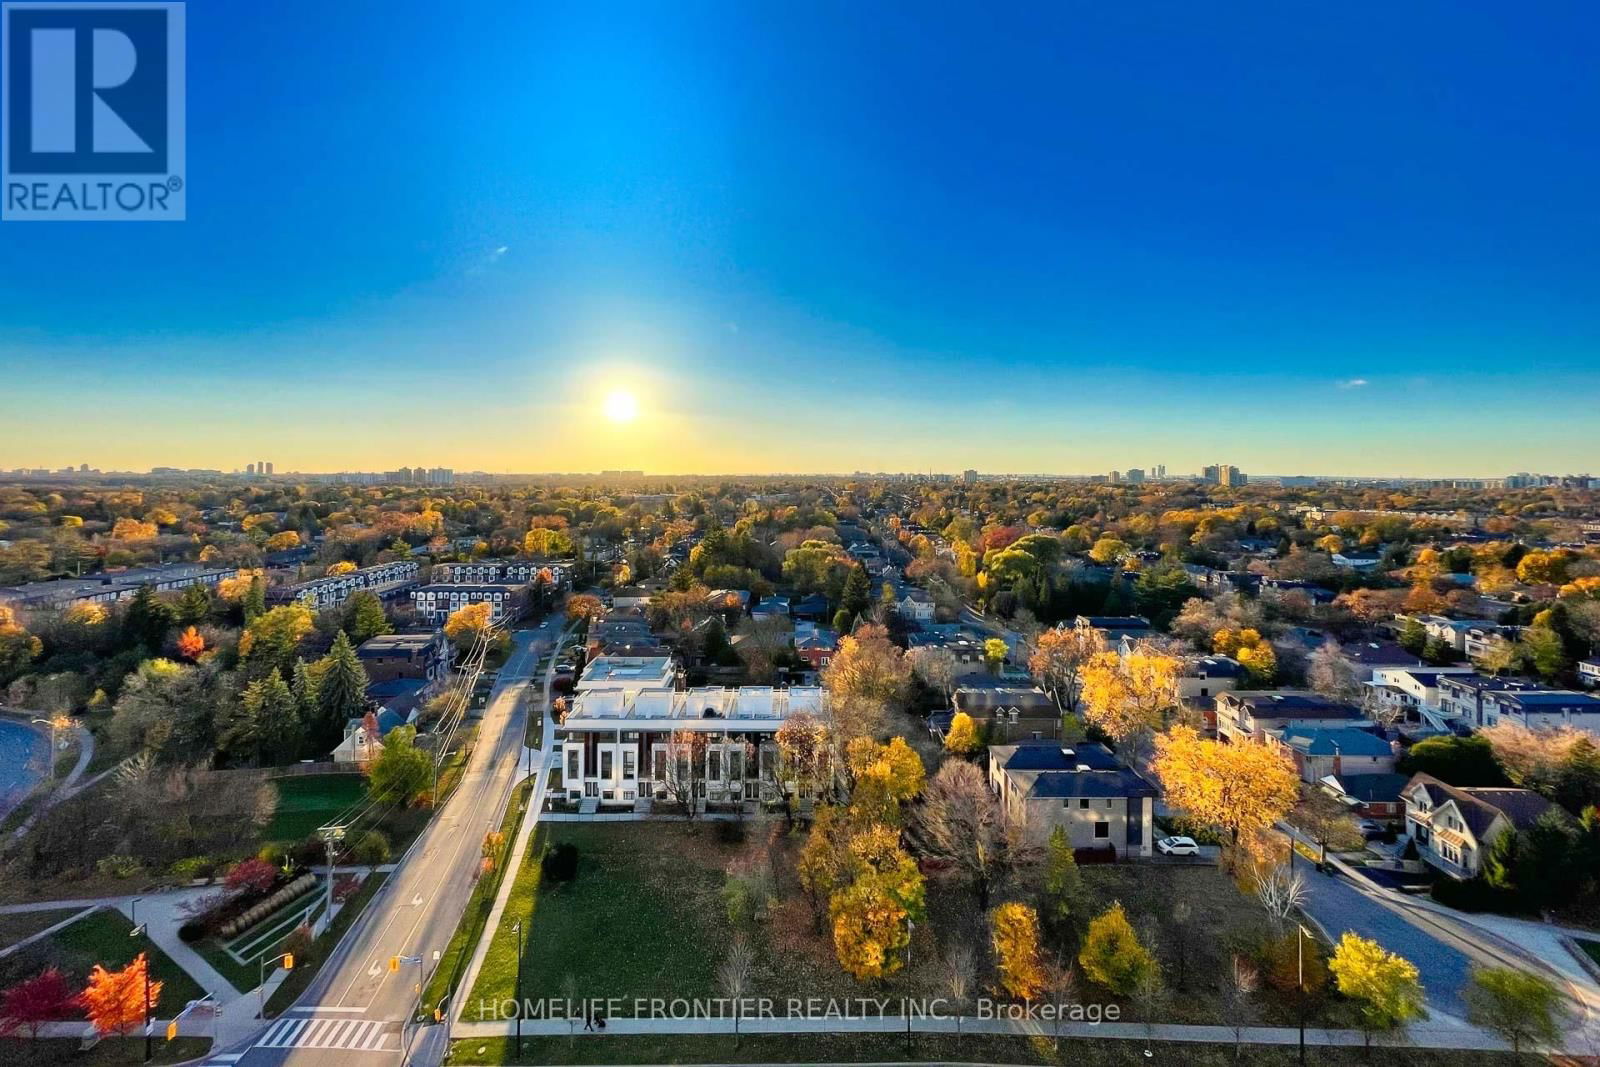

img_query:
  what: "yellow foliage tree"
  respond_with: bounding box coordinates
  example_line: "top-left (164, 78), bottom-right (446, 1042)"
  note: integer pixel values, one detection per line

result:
top-left (110, 517), bottom-right (158, 541)
top-left (326, 561), bottom-right (357, 575)
top-left (944, 711), bottom-right (979, 754)
top-left (1151, 725), bottom-right (1298, 851)
top-left (264, 531), bottom-right (301, 551)
top-left (1327, 933), bottom-right (1424, 1035)
top-left (992, 901), bottom-right (1048, 1001)
top-left (82, 953), bottom-right (160, 1037)
top-left (443, 602), bottom-right (493, 649)
top-left (1079, 646), bottom-right (1179, 757)
top-left (1078, 902), bottom-right (1157, 995)
top-left (1213, 628), bottom-right (1276, 684)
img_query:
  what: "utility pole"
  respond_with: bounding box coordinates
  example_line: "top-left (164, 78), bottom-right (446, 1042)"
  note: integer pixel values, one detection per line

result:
top-left (317, 825), bottom-right (346, 923)
top-left (1297, 923), bottom-right (1308, 1067)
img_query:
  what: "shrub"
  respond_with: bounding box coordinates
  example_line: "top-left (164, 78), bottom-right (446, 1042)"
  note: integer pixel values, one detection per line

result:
top-left (282, 922), bottom-right (317, 968)
top-left (168, 856), bottom-right (216, 881)
top-left (224, 857), bottom-right (279, 895)
top-left (95, 855), bottom-right (140, 879)
top-left (722, 876), bottom-right (754, 925)
top-left (257, 843), bottom-right (289, 867)
top-left (333, 874), bottom-right (360, 904)
top-left (352, 830), bottom-right (390, 866)
top-left (1431, 875), bottom-right (1520, 914)
top-left (541, 842), bottom-right (579, 883)
top-left (1256, 930), bottom-right (1329, 995)
top-left (177, 921), bottom-right (206, 943)
top-left (289, 834), bottom-right (325, 869)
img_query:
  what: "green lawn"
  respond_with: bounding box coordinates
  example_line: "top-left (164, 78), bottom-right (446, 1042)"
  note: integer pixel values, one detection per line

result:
top-left (0, 907), bottom-right (85, 948)
top-left (264, 774), bottom-right (369, 842)
top-left (449, 1035), bottom-right (1523, 1066)
top-left (0, 908), bottom-right (206, 1017)
top-left (264, 872), bottom-right (388, 1016)
top-left (0, 1037), bottom-right (211, 1065)
top-left (422, 779), bottom-right (533, 1015)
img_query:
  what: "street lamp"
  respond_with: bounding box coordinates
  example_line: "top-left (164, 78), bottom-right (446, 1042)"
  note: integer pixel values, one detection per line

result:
top-left (129, 922), bottom-right (152, 1063)
top-left (1296, 923), bottom-right (1312, 1067)
top-left (512, 919), bottom-right (524, 1056)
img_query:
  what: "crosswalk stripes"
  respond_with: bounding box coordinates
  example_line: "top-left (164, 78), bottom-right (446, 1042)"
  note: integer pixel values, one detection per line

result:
top-left (255, 1015), bottom-right (396, 1051)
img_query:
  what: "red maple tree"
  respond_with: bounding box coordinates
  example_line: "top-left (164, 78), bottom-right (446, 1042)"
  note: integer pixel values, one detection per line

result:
top-left (0, 967), bottom-right (80, 1038)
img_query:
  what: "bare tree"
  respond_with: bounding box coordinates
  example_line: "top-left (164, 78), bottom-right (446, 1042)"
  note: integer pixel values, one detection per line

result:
top-left (717, 934), bottom-right (755, 1049)
top-left (1307, 641), bottom-right (1363, 706)
top-left (1253, 863), bottom-right (1306, 932)
top-left (1046, 958), bottom-right (1079, 1050)
top-left (1223, 955), bottom-right (1259, 1060)
top-left (914, 760), bottom-right (1038, 908)
top-left (907, 646), bottom-right (958, 702)
top-left (659, 729), bottom-right (708, 820)
top-left (941, 943), bottom-right (976, 1036)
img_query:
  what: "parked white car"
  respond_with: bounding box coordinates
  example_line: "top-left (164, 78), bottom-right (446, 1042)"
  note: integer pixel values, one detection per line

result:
top-left (1156, 835), bottom-right (1199, 856)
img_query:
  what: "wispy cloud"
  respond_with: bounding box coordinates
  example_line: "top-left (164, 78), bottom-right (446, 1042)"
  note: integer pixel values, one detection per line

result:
top-left (1337, 378), bottom-right (1369, 389)
top-left (465, 245), bottom-right (510, 276)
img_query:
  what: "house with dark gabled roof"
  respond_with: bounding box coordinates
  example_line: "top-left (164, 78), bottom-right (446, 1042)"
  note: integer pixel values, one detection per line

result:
top-left (1401, 773), bottom-right (1554, 879)
top-left (1269, 725), bottom-right (1395, 783)
top-left (1216, 690), bottom-right (1364, 744)
top-left (987, 741), bottom-right (1158, 857)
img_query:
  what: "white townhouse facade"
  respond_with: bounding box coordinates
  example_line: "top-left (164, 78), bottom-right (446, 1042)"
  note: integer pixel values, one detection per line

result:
top-left (274, 560), bottom-right (420, 611)
top-left (558, 686), bottom-right (830, 808)
top-left (410, 581), bottom-right (525, 624)
top-left (432, 560), bottom-right (565, 585)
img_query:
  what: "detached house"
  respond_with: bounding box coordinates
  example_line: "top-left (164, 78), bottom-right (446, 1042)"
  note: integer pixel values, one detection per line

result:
top-left (987, 741), bottom-right (1158, 858)
top-left (952, 686), bottom-right (1060, 741)
top-left (1402, 774), bottom-right (1553, 879)
top-left (1216, 691), bottom-right (1364, 744)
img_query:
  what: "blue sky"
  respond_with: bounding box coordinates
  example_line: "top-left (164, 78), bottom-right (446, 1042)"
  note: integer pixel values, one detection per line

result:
top-left (2, 1), bottom-right (1597, 476)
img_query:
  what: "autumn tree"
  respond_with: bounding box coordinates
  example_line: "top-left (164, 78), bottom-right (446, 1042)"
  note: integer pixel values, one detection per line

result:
top-left (1328, 934), bottom-right (1424, 1041)
top-left (944, 711), bottom-right (979, 754)
top-left (170, 624), bottom-right (205, 661)
top-left (82, 953), bottom-right (161, 1037)
top-left (1213, 628), bottom-right (1276, 685)
top-left (845, 736), bottom-right (925, 824)
top-left (1029, 620), bottom-right (1103, 714)
top-left (774, 711), bottom-right (832, 811)
top-left (1153, 725), bottom-right (1297, 859)
top-left (1078, 902), bottom-right (1158, 996)
top-left (0, 605), bottom-right (43, 686)
top-left (992, 901), bottom-right (1048, 1001)
top-left (822, 624), bottom-right (911, 739)
top-left (444, 601), bottom-right (494, 651)
top-left (0, 967), bottom-right (79, 1038)
top-left (565, 594), bottom-right (605, 626)
top-left (239, 602), bottom-right (314, 676)
top-left (1079, 644), bottom-right (1180, 764)
top-left (1464, 966), bottom-right (1570, 1055)
top-left (828, 825), bottom-right (925, 981)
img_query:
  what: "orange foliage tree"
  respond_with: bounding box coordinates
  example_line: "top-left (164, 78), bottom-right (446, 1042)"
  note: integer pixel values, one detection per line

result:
top-left (82, 953), bottom-right (160, 1037)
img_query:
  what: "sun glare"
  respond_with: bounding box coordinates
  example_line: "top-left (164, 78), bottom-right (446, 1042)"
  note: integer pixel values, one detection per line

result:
top-left (603, 390), bottom-right (639, 423)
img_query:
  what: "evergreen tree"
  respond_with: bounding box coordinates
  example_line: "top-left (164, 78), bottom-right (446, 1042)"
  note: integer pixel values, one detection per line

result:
top-left (343, 591), bottom-right (392, 645)
top-left (313, 632), bottom-right (368, 752)
top-left (1042, 825), bottom-right (1086, 935)
top-left (226, 674), bottom-right (303, 765)
top-left (840, 564), bottom-right (871, 619)
top-left (121, 584), bottom-right (175, 654)
top-left (175, 583), bottom-right (212, 625)
top-left (291, 658), bottom-right (320, 723)
top-left (243, 576), bottom-right (267, 622)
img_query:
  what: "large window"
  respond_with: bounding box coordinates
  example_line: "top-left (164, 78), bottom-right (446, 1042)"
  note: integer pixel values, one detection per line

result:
top-left (653, 750), bottom-right (667, 782)
top-left (1093, 822), bottom-right (1110, 839)
top-left (708, 750), bottom-right (722, 781)
top-left (623, 751), bottom-right (636, 779)
top-left (727, 749), bottom-right (743, 781)
top-left (567, 747), bottom-right (580, 781)
top-left (600, 751), bottom-right (613, 779)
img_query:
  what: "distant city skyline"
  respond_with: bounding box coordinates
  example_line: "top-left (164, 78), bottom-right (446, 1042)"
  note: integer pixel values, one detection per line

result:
top-left (1, 4), bottom-right (1597, 474)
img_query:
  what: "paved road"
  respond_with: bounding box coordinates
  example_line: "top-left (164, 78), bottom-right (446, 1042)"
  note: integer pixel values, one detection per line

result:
top-left (213, 626), bottom-right (552, 1067)
top-left (1293, 858), bottom-right (1476, 1023)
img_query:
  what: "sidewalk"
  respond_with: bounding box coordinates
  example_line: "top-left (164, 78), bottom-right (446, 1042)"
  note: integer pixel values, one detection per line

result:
top-left (448, 619), bottom-right (575, 1023)
top-left (447, 1013), bottom-right (1530, 1052)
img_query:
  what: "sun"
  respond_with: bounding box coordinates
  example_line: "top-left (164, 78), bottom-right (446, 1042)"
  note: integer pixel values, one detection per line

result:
top-left (603, 390), bottom-right (639, 423)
